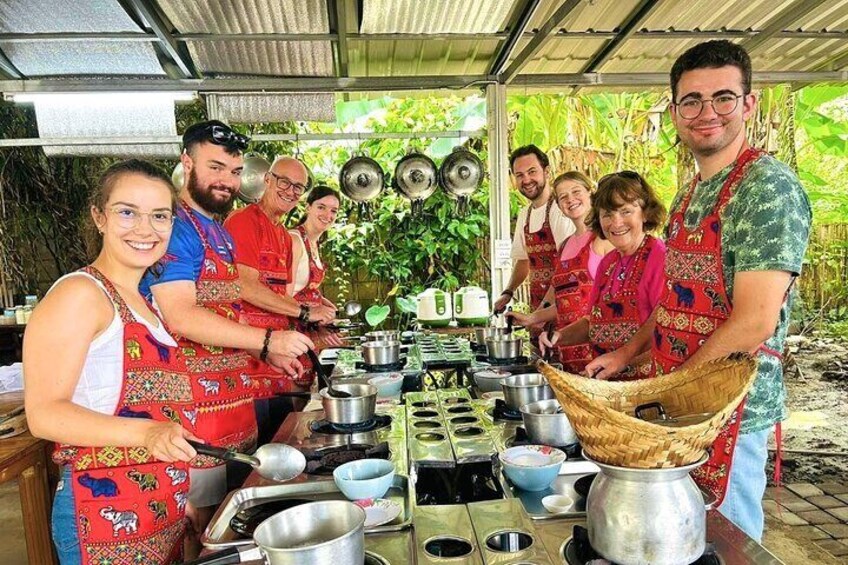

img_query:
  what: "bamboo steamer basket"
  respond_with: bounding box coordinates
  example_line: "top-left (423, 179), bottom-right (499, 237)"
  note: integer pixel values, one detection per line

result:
top-left (541, 353), bottom-right (758, 468)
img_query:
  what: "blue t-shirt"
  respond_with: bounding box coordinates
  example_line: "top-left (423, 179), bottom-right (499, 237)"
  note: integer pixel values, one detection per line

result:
top-left (141, 207), bottom-right (236, 298)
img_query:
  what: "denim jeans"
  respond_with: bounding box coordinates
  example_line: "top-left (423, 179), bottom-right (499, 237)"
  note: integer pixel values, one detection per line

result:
top-left (717, 428), bottom-right (771, 542)
top-left (52, 467), bottom-right (82, 565)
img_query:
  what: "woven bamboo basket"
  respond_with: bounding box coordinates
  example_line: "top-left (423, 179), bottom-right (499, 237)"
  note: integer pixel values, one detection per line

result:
top-left (542, 353), bottom-right (758, 468)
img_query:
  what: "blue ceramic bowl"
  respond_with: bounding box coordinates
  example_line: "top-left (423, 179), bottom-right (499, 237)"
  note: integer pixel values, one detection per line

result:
top-left (333, 458), bottom-right (395, 501)
top-left (368, 373), bottom-right (404, 399)
top-left (499, 445), bottom-right (566, 492)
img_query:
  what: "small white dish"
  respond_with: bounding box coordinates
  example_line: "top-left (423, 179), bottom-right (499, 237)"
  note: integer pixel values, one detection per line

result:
top-left (355, 498), bottom-right (403, 527)
top-left (542, 494), bottom-right (574, 514)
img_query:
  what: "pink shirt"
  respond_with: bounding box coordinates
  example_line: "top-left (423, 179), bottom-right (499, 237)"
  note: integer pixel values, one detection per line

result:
top-left (587, 237), bottom-right (667, 324)
top-left (560, 232), bottom-right (605, 279)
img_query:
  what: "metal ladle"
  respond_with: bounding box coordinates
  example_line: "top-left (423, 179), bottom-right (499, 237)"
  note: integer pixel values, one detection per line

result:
top-left (343, 301), bottom-right (362, 317)
top-left (187, 440), bottom-right (306, 482)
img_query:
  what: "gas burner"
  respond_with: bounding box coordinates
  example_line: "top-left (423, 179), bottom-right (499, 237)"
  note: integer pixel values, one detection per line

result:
top-left (508, 426), bottom-right (582, 459)
top-left (471, 342), bottom-right (488, 353)
top-left (302, 443), bottom-right (390, 475)
top-left (356, 360), bottom-right (407, 372)
top-left (563, 526), bottom-right (721, 565)
top-left (475, 354), bottom-right (529, 366)
top-left (310, 414), bottom-right (392, 435)
top-left (488, 399), bottom-right (522, 421)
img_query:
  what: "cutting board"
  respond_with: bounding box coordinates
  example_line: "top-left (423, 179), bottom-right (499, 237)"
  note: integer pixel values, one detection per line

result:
top-left (0, 391), bottom-right (27, 439)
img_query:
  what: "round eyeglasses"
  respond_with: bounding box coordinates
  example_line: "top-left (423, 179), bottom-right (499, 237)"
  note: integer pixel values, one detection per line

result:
top-left (675, 94), bottom-right (745, 120)
top-left (109, 206), bottom-right (174, 233)
top-left (267, 171), bottom-right (307, 196)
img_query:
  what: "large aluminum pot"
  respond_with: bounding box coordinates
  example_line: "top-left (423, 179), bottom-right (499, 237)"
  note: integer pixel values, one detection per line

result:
top-left (586, 454), bottom-right (709, 565)
top-left (361, 340), bottom-right (401, 366)
top-left (501, 373), bottom-right (554, 411)
top-left (184, 500), bottom-right (365, 565)
top-left (485, 336), bottom-right (522, 359)
top-left (320, 383), bottom-right (378, 424)
top-left (365, 330), bottom-right (399, 343)
top-left (474, 326), bottom-right (508, 346)
top-left (520, 399), bottom-right (577, 446)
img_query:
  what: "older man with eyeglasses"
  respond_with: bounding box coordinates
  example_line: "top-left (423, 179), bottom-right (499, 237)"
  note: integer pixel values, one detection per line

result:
top-left (225, 156), bottom-right (337, 444)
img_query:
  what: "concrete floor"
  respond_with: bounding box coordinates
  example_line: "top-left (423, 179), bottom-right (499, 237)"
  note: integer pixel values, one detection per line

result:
top-left (0, 480), bottom-right (29, 564)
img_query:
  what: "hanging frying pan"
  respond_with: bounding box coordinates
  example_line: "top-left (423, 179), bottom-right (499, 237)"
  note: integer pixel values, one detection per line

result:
top-left (171, 162), bottom-right (184, 190)
top-left (239, 155), bottom-right (271, 204)
top-left (393, 151), bottom-right (438, 216)
top-left (439, 146), bottom-right (484, 216)
top-left (339, 155), bottom-right (384, 203)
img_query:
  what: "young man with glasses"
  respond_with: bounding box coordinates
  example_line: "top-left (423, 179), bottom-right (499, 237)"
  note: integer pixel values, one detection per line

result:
top-left (141, 121), bottom-right (314, 556)
top-left (586, 41), bottom-right (811, 541)
top-left (225, 156), bottom-right (337, 444)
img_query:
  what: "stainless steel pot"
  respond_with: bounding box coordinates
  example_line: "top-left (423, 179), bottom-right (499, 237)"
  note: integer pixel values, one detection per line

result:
top-left (320, 383), bottom-right (378, 424)
top-left (519, 399), bottom-right (577, 446)
top-left (501, 373), bottom-right (554, 411)
top-left (339, 155), bottom-right (384, 202)
top-left (485, 336), bottom-right (522, 359)
top-left (474, 326), bottom-right (508, 345)
top-left (361, 340), bottom-right (401, 366)
top-left (472, 369), bottom-right (510, 393)
top-left (586, 454), bottom-right (709, 565)
top-left (439, 146), bottom-right (483, 199)
top-left (184, 500), bottom-right (366, 565)
top-left (365, 330), bottom-right (399, 343)
top-left (394, 152), bottom-right (438, 201)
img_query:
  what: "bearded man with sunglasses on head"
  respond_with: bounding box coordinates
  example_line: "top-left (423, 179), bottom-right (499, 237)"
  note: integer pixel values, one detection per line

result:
top-left (585, 41), bottom-right (812, 542)
top-left (141, 121), bottom-right (314, 556)
top-left (225, 156), bottom-right (339, 446)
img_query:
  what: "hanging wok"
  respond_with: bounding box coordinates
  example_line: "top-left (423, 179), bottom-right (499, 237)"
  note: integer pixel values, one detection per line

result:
top-left (339, 155), bottom-right (384, 203)
top-left (171, 162), bottom-right (184, 190)
top-left (239, 155), bottom-right (271, 204)
top-left (439, 146), bottom-right (483, 215)
top-left (394, 151), bottom-right (438, 215)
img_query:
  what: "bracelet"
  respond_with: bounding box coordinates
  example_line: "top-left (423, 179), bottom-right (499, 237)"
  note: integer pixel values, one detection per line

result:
top-left (298, 304), bottom-right (311, 323)
top-left (501, 289), bottom-right (514, 298)
top-left (259, 328), bottom-right (273, 362)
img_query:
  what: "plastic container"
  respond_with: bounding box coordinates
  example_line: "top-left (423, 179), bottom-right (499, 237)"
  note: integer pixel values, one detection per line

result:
top-left (1, 308), bottom-right (14, 325)
top-left (24, 295), bottom-right (38, 307)
top-left (22, 306), bottom-right (33, 323)
top-left (14, 307), bottom-right (25, 325)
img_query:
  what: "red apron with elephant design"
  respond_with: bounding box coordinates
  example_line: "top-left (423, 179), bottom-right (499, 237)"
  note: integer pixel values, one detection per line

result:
top-left (588, 235), bottom-right (657, 381)
top-left (52, 267), bottom-right (191, 565)
top-left (524, 199), bottom-right (559, 310)
top-left (651, 147), bottom-right (772, 506)
top-left (552, 234), bottom-right (595, 373)
top-left (290, 225), bottom-right (328, 389)
top-left (174, 202), bottom-right (257, 468)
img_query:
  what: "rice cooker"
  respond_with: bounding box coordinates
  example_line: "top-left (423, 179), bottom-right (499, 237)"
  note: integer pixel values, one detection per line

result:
top-left (453, 286), bottom-right (490, 326)
top-left (417, 289), bottom-right (452, 327)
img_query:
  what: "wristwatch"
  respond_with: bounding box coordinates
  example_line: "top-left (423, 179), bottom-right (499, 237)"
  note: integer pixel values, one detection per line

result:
top-left (298, 304), bottom-right (311, 323)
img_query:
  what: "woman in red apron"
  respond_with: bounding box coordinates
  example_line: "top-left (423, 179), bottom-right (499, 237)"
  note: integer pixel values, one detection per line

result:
top-left (24, 160), bottom-right (199, 564)
top-left (508, 172), bottom-right (613, 373)
top-left (289, 186), bottom-right (344, 387)
top-left (652, 148), bottom-right (769, 507)
top-left (544, 172), bottom-right (667, 380)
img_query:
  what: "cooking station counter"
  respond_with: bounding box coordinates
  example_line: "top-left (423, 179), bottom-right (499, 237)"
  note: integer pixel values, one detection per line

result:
top-left (210, 391), bottom-right (784, 564)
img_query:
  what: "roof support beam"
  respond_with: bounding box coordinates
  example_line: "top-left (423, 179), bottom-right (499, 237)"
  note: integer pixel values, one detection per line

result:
top-left (740, 0), bottom-right (831, 53)
top-left (489, 0), bottom-right (543, 76)
top-left (118, 0), bottom-right (197, 78)
top-left (0, 49), bottom-right (23, 79)
top-left (580, 0), bottom-right (662, 73)
top-left (328, 0), bottom-right (350, 77)
top-left (501, 0), bottom-right (583, 83)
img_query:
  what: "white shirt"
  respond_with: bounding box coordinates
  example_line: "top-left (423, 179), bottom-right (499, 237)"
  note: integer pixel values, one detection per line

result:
top-left (44, 272), bottom-right (176, 416)
top-left (511, 200), bottom-right (576, 260)
top-left (289, 230), bottom-right (323, 294)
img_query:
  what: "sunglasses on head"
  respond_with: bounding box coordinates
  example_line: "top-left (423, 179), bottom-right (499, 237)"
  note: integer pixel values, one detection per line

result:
top-left (207, 125), bottom-right (251, 151)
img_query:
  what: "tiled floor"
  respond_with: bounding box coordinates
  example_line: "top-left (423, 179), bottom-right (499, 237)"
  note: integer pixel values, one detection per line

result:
top-left (764, 482), bottom-right (848, 559)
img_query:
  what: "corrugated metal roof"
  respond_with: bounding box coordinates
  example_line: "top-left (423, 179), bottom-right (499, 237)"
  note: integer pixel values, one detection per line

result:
top-left (360, 0), bottom-right (513, 34)
top-left (158, 0), bottom-right (333, 76)
top-left (0, 0), bottom-right (164, 76)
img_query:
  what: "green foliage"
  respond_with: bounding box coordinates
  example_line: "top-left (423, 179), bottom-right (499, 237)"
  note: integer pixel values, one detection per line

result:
top-left (365, 304), bottom-right (391, 328)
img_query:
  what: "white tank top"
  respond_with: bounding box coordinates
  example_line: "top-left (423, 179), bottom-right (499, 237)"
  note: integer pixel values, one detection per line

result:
top-left (45, 272), bottom-right (177, 416)
top-left (289, 230), bottom-right (322, 294)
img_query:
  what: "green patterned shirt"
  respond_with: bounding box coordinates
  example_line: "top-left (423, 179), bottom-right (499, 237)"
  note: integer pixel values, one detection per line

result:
top-left (670, 154), bottom-right (812, 433)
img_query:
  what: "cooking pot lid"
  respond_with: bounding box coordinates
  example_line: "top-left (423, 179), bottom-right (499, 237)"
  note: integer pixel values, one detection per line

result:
top-left (339, 155), bottom-right (384, 202)
top-left (394, 152), bottom-right (438, 201)
top-left (238, 155), bottom-right (271, 203)
top-left (439, 147), bottom-right (483, 197)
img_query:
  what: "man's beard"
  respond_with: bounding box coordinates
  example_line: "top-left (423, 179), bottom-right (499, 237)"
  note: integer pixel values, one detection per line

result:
top-left (520, 180), bottom-right (544, 200)
top-left (188, 169), bottom-right (236, 216)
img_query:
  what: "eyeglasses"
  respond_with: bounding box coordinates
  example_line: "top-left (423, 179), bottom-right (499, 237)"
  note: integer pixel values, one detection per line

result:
top-left (674, 94), bottom-right (745, 120)
top-left (267, 171), bottom-right (307, 196)
top-left (109, 206), bottom-right (174, 233)
top-left (207, 125), bottom-right (251, 150)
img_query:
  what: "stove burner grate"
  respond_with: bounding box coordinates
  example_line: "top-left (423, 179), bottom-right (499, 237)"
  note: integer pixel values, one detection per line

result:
top-left (356, 360), bottom-right (406, 372)
top-left (488, 399), bottom-right (522, 421)
top-left (302, 442), bottom-right (390, 475)
top-left (563, 526), bottom-right (721, 565)
top-left (475, 354), bottom-right (529, 366)
top-left (509, 426), bottom-right (582, 459)
top-left (310, 414), bottom-right (392, 435)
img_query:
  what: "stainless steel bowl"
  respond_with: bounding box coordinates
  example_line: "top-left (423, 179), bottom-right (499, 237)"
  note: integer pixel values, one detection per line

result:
top-left (472, 369), bottom-right (510, 393)
top-left (253, 500), bottom-right (366, 564)
top-left (520, 399), bottom-right (578, 446)
top-left (362, 340), bottom-right (401, 366)
top-left (485, 336), bottom-right (522, 359)
top-left (365, 330), bottom-right (399, 343)
top-left (320, 383), bottom-right (378, 424)
top-left (501, 373), bottom-right (554, 411)
top-left (474, 326), bottom-right (508, 345)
